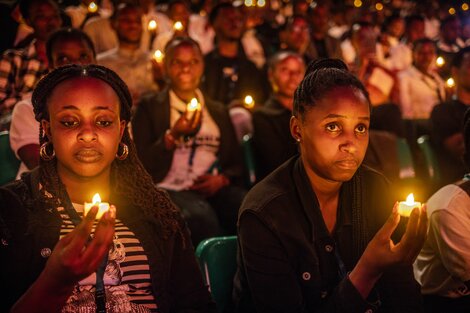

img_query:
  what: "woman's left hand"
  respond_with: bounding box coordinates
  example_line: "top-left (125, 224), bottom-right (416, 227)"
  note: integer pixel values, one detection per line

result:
top-left (189, 174), bottom-right (229, 197)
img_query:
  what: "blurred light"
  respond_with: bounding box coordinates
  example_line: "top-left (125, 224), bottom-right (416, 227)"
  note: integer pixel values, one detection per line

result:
top-left (244, 95), bottom-right (255, 109)
top-left (449, 7), bottom-right (456, 15)
top-left (375, 3), bottom-right (383, 11)
top-left (88, 1), bottom-right (98, 13)
top-left (436, 56), bottom-right (445, 67)
top-left (257, 0), bottom-right (266, 7)
top-left (153, 50), bottom-right (164, 63)
top-left (463, 3), bottom-right (469, 11)
top-left (245, 0), bottom-right (253, 6)
top-left (173, 21), bottom-right (184, 31)
top-left (446, 77), bottom-right (455, 88)
top-left (354, 0), bottom-right (363, 8)
top-left (148, 20), bottom-right (157, 31)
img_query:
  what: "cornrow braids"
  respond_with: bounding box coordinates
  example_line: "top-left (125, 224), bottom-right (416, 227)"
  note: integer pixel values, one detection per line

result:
top-left (32, 64), bottom-right (183, 241)
top-left (293, 58), bottom-right (370, 119)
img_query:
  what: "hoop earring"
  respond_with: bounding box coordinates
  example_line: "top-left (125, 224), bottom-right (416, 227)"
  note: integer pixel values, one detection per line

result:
top-left (39, 142), bottom-right (55, 161)
top-left (116, 143), bottom-right (129, 160)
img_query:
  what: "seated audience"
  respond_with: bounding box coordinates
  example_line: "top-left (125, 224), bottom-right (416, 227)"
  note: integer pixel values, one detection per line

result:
top-left (0, 64), bottom-right (215, 312)
top-left (10, 28), bottom-right (96, 178)
top-left (414, 108), bottom-right (470, 313)
top-left (430, 46), bottom-right (470, 186)
top-left (234, 59), bottom-right (427, 312)
top-left (252, 51), bottom-right (305, 181)
top-left (132, 37), bottom-right (245, 245)
top-left (97, 3), bottom-right (158, 106)
top-left (0, 0), bottom-right (62, 115)
top-left (436, 15), bottom-right (466, 80)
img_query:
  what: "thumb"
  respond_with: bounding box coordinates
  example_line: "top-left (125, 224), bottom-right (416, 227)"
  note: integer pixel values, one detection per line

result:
top-left (375, 202), bottom-right (400, 241)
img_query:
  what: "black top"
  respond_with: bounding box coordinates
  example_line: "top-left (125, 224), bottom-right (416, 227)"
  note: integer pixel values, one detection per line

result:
top-left (252, 96), bottom-right (298, 181)
top-left (234, 157), bottom-right (422, 313)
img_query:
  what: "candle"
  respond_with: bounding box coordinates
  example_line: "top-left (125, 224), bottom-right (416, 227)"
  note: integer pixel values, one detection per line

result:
top-left (446, 77), bottom-right (455, 88)
top-left (153, 50), bottom-right (164, 63)
top-left (244, 95), bottom-right (255, 109)
top-left (87, 1), bottom-right (98, 13)
top-left (148, 19), bottom-right (157, 33)
top-left (186, 98), bottom-right (201, 119)
top-left (436, 56), bottom-right (445, 67)
top-left (84, 193), bottom-right (110, 219)
top-left (398, 193), bottom-right (421, 217)
top-left (173, 21), bottom-right (184, 31)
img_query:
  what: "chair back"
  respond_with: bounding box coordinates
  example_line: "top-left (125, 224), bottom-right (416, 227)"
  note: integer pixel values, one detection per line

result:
top-left (417, 135), bottom-right (441, 184)
top-left (0, 131), bottom-right (20, 185)
top-left (396, 137), bottom-right (416, 179)
top-left (241, 134), bottom-right (256, 187)
top-left (196, 236), bottom-right (238, 313)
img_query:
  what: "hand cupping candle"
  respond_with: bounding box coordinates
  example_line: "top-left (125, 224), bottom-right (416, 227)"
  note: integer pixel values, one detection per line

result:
top-left (84, 193), bottom-right (110, 219)
top-left (398, 193), bottom-right (421, 217)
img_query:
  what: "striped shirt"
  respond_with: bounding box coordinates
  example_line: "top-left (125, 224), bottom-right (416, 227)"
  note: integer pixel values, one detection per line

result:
top-left (58, 205), bottom-right (157, 313)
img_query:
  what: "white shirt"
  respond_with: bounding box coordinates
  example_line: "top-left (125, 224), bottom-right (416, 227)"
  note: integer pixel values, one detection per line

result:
top-left (387, 42), bottom-right (413, 71)
top-left (398, 66), bottom-right (445, 119)
top-left (414, 183), bottom-right (470, 298)
top-left (158, 90), bottom-right (220, 191)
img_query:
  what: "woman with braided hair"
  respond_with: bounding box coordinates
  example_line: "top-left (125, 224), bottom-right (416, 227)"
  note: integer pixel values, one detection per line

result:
top-left (0, 64), bottom-right (215, 313)
top-left (234, 58), bottom-right (428, 312)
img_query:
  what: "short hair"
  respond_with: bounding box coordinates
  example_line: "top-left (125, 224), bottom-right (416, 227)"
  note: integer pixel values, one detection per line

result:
top-left (268, 51), bottom-right (304, 72)
top-left (293, 58), bottom-right (369, 119)
top-left (412, 38), bottom-right (436, 52)
top-left (164, 36), bottom-right (203, 59)
top-left (405, 14), bottom-right (425, 29)
top-left (32, 64), bottom-right (131, 122)
top-left (280, 14), bottom-right (308, 32)
top-left (452, 46), bottom-right (470, 68)
top-left (440, 15), bottom-right (460, 30)
top-left (46, 28), bottom-right (96, 65)
top-left (110, 2), bottom-right (142, 20)
top-left (168, 0), bottom-right (190, 12)
top-left (208, 2), bottom-right (239, 25)
top-left (19, 0), bottom-right (57, 20)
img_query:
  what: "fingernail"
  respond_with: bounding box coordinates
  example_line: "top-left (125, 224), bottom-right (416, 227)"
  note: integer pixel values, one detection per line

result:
top-left (108, 205), bottom-right (116, 219)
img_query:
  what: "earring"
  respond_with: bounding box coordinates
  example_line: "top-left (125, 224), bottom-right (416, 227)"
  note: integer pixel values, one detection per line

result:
top-left (116, 142), bottom-right (129, 160)
top-left (39, 142), bottom-right (55, 161)
top-left (295, 137), bottom-right (301, 142)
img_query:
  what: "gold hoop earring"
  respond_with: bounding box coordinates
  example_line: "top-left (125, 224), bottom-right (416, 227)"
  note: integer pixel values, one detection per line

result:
top-left (116, 143), bottom-right (129, 160)
top-left (39, 142), bottom-right (55, 161)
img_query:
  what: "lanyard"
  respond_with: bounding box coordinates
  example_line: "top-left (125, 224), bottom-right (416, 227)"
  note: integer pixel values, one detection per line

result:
top-left (61, 194), bottom-right (108, 313)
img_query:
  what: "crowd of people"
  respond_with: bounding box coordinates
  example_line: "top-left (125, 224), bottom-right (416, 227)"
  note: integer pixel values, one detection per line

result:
top-left (0, 0), bottom-right (469, 312)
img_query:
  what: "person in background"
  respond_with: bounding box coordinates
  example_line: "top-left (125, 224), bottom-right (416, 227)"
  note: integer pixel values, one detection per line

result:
top-left (98, 3), bottom-right (158, 106)
top-left (430, 46), bottom-right (470, 186)
top-left (234, 58), bottom-right (427, 312)
top-left (0, 63), bottom-right (215, 312)
top-left (9, 28), bottom-right (96, 179)
top-left (0, 0), bottom-right (62, 116)
top-left (252, 51), bottom-right (305, 181)
top-left (132, 37), bottom-right (245, 246)
top-left (436, 15), bottom-right (466, 80)
top-left (414, 107), bottom-right (470, 313)
top-left (277, 15), bottom-right (311, 64)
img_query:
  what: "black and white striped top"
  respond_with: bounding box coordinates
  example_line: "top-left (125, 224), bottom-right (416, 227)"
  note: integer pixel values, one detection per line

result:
top-left (58, 205), bottom-right (158, 313)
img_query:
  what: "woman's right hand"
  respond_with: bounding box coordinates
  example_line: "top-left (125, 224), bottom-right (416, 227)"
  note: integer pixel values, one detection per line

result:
top-left (41, 205), bottom-right (116, 289)
top-left (170, 108), bottom-right (202, 139)
top-left (349, 202), bottom-right (428, 298)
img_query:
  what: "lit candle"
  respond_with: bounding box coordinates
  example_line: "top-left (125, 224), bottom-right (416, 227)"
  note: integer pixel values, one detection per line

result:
top-left (398, 193), bottom-right (421, 217)
top-left (436, 56), bottom-right (445, 67)
top-left (173, 21), bottom-right (184, 31)
top-left (244, 95), bottom-right (255, 109)
top-left (186, 98), bottom-right (201, 119)
top-left (148, 19), bottom-right (157, 33)
top-left (153, 50), bottom-right (164, 63)
top-left (84, 193), bottom-right (110, 219)
top-left (87, 1), bottom-right (98, 13)
top-left (446, 77), bottom-right (455, 88)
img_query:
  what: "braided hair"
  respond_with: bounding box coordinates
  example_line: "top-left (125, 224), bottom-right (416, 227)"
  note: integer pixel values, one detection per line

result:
top-left (293, 58), bottom-right (370, 120)
top-left (32, 64), bottom-right (182, 240)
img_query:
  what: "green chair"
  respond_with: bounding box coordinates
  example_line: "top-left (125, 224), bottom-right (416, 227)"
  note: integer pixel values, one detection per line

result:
top-left (417, 135), bottom-right (441, 184)
top-left (0, 131), bottom-right (20, 185)
top-left (396, 137), bottom-right (416, 179)
top-left (195, 236), bottom-right (238, 313)
top-left (241, 134), bottom-right (256, 187)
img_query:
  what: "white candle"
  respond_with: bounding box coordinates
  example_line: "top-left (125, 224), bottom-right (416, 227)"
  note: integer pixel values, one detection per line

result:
top-left (398, 193), bottom-right (421, 217)
top-left (153, 50), bottom-right (164, 63)
top-left (446, 77), bottom-right (455, 88)
top-left (148, 19), bottom-right (157, 32)
top-left (186, 98), bottom-right (201, 119)
top-left (244, 95), bottom-right (255, 109)
top-left (84, 193), bottom-right (110, 219)
top-left (173, 21), bottom-right (184, 31)
top-left (436, 56), bottom-right (445, 67)
top-left (87, 2), bottom-right (98, 13)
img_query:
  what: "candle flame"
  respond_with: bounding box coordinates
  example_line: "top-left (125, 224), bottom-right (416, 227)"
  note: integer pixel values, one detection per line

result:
top-left (153, 50), bottom-right (163, 62)
top-left (148, 19), bottom-right (157, 31)
top-left (88, 2), bottom-right (98, 13)
top-left (405, 193), bottom-right (415, 205)
top-left (446, 77), bottom-right (455, 88)
top-left (244, 95), bottom-right (254, 108)
top-left (92, 193), bottom-right (101, 204)
top-left (436, 56), bottom-right (445, 67)
top-left (187, 98), bottom-right (200, 112)
top-left (173, 21), bottom-right (183, 31)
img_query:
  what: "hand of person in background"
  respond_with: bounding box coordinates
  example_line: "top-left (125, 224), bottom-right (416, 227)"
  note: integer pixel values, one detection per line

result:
top-left (189, 174), bottom-right (229, 197)
top-left (349, 202), bottom-right (428, 299)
